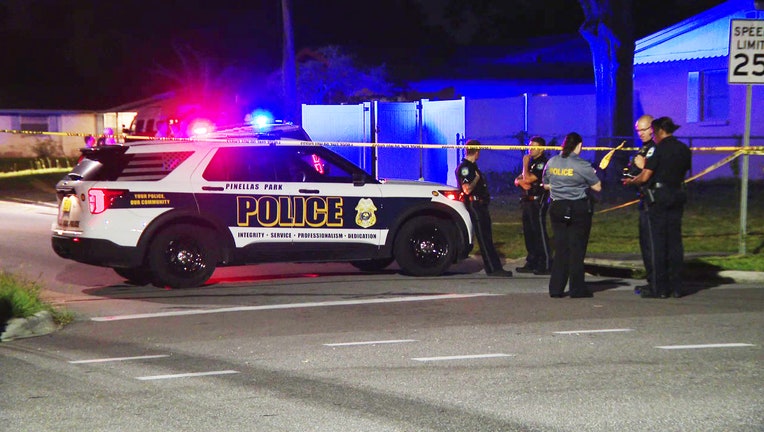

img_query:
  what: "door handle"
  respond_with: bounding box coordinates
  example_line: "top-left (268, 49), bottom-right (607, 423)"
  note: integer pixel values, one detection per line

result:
top-left (202, 186), bottom-right (224, 191)
top-left (298, 189), bottom-right (320, 194)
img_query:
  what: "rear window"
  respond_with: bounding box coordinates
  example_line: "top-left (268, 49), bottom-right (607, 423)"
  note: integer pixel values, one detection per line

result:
top-left (64, 147), bottom-right (193, 181)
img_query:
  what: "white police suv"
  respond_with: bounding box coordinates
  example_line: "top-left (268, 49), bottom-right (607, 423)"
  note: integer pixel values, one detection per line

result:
top-left (51, 124), bottom-right (474, 288)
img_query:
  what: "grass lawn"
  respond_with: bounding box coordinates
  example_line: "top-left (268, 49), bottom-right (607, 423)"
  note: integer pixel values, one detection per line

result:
top-left (469, 179), bottom-right (764, 272)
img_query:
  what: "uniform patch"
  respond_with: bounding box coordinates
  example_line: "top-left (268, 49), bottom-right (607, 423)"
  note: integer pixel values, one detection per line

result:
top-left (460, 167), bottom-right (470, 177)
top-left (646, 147), bottom-right (655, 158)
top-left (355, 198), bottom-right (378, 228)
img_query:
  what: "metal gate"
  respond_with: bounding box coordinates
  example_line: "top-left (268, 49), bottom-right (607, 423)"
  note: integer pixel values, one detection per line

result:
top-left (302, 98), bottom-right (465, 185)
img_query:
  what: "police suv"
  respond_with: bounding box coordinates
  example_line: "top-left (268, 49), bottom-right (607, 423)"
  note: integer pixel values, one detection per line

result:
top-left (51, 124), bottom-right (474, 288)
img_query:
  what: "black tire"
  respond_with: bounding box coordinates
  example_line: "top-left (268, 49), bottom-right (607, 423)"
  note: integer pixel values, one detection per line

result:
top-left (351, 257), bottom-right (394, 272)
top-left (394, 216), bottom-right (456, 276)
top-left (147, 224), bottom-right (218, 288)
top-left (113, 266), bottom-right (153, 285)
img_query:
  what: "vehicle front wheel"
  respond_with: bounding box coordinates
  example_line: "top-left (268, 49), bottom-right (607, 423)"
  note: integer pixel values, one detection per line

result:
top-left (394, 216), bottom-right (456, 276)
top-left (148, 224), bottom-right (218, 288)
top-left (113, 266), bottom-right (153, 285)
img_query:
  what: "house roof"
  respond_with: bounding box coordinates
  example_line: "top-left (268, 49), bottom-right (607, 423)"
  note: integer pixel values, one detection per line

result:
top-left (101, 91), bottom-right (176, 112)
top-left (0, 109), bottom-right (95, 115)
top-left (635, 0), bottom-right (764, 64)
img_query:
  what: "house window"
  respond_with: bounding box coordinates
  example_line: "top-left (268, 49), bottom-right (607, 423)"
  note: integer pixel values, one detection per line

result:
top-left (687, 70), bottom-right (729, 123)
top-left (20, 116), bottom-right (49, 132)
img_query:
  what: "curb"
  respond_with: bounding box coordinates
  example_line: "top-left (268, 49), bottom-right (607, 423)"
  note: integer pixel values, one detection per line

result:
top-left (717, 270), bottom-right (764, 284)
top-left (1, 311), bottom-right (57, 342)
top-left (584, 259), bottom-right (764, 285)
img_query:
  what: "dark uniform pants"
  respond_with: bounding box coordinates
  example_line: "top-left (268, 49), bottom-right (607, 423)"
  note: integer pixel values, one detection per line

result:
top-left (638, 201), bottom-right (653, 286)
top-left (520, 197), bottom-right (551, 270)
top-left (646, 188), bottom-right (686, 297)
top-left (467, 201), bottom-right (503, 274)
top-left (548, 199), bottom-right (593, 297)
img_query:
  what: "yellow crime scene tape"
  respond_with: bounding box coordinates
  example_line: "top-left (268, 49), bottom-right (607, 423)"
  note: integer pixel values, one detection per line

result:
top-left (596, 150), bottom-right (748, 214)
top-left (1, 127), bottom-right (760, 216)
top-left (2, 128), bottom-right (763, 153)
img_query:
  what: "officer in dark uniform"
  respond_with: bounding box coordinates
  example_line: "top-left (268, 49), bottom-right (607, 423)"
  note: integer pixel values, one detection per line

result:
top-left (514, 136), bottom-right (551, 274)
top-left (624, 117), bottom-right (691, 298)
top-left (624, 115), bottom-right (657, 294)
top-left (542, 132), bottom-right (602, 298)
top-left (456, 140), bottom-right (513, 277)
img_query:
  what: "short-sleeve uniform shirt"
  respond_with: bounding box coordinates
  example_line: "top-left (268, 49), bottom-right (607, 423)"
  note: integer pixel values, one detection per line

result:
top-left (542, 153), bottom-right (600, 201)
top-left (526, 154), bottom-right (549, 197)
top-left (644, 136), bottom-right (691, 187)
top-left (456, 158), bottom-right (490, 201)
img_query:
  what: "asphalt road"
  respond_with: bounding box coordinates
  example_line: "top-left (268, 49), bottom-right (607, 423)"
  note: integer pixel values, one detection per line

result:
top-left (1, 201), bottom-right (762, 431)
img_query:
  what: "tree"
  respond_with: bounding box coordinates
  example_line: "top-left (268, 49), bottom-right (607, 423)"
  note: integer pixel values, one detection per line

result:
top-left (266, 46), bottom-right (395, 109)
top-left (578, 0), bottom-right (634, 180)
top-left (149, 42), bottom-right (253, 126)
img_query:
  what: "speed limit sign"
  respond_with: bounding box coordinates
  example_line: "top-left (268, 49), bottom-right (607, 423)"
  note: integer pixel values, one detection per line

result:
top-left (728, 19), bottom-right (764, 84)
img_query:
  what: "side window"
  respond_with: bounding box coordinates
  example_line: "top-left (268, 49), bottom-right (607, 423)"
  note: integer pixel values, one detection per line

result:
top-left (203, 147), bottom-right (277, 182)
top-left (296, 150), bottom-right (354, 183)
top-left (70, 150), bottom-right (192, 181)
top-left (687, 69), bottom-right (729, 123)
top-left (135, 120), bottom-right (145, 134)
top-left (277, 154), bottom-right (311, 182)
top-left (20, 116), bottom-right (49, 132)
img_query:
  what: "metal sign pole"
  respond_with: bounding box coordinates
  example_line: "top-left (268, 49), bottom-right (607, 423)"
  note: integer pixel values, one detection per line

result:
top-left (727, 18), bottom-right (763, 255)
top-left (739, 84), bottom-right (752, 254)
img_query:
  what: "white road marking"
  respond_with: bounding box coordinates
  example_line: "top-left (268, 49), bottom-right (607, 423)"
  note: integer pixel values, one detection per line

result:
top-left (91, 293), bottom-right (499, 322)
top-left (554, 328), bottom-right (635, 335)
top-left (412, 353), bottom-right (515, 362)
top-left (135, 370), bottom-right (239, 381)
top-left (324, 339), bottom-right (418, 347)
top-left (69, 355), bottom-right (170, 364)
top-left (656, 343), bottom-right (755, 350)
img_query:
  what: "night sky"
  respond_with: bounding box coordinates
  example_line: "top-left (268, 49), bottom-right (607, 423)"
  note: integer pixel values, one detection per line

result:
top-left (0, 0), bottom-right (726, 110)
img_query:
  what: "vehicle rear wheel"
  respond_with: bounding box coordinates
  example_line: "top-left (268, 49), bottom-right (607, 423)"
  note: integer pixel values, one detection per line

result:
top-left (148, 224), bottom-right (218, 288)
top-left (351, 257), bottom-right (394, 272)
top-left (394, 216), bottom-right (456, 276)
top-left (113, 266), bottom-right (153, 285)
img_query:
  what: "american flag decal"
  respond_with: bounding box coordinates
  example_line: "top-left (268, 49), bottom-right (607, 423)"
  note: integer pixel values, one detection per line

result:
top-left (117, 151), bottom-right (193, 181)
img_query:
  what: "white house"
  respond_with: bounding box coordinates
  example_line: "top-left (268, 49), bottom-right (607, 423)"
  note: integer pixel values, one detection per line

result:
top-left (634, 0), bottom-right (764, 179)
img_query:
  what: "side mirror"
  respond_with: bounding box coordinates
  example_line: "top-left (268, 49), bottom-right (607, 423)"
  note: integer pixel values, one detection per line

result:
top-left (353, 172), bottom-right (367, 187)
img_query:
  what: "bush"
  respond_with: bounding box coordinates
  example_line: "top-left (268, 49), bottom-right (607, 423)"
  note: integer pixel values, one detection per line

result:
top-left (31, 137), bottom-right (64, 158)
top-left (0, 271), bottom-right (74, 326)
top-left (0, 157), bottom-right (76, 173)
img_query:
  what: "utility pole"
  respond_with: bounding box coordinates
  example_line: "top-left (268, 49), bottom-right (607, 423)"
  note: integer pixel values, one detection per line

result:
top-left (281, 0), bottom-right (298, 123)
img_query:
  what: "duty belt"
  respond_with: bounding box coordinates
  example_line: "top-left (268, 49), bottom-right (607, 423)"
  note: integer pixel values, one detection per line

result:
top-left (523, 195), bottom-right (544, 201)
top-left (652, 182), bottom-right (684, 190)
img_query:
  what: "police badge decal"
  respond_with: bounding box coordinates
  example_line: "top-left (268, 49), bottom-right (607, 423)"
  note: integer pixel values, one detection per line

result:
top-left (355, 198), bottom-right (378, 228)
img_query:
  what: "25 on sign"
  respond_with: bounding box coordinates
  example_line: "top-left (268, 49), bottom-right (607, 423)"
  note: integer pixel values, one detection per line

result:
top-left (729, 20), bottom-right (764, 82)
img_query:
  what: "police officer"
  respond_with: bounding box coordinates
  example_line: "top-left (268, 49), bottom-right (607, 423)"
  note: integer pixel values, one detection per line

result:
top-left (514, 136), bottom-right (551, 274)
top-left (626, 115), bottom-right (657, 294)
top-left (542, 132), bottom-right (602, 298)
top-left (624, 117), bottom-right (691, 298)
top-left (456, 140), bottom-right (513, 277)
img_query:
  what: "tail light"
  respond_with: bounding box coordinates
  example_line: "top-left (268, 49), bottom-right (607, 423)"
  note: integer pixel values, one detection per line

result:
top-left (88, 188), bottom-right (127, 214)
top-left (438, 190), bottom-right (464, 202)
